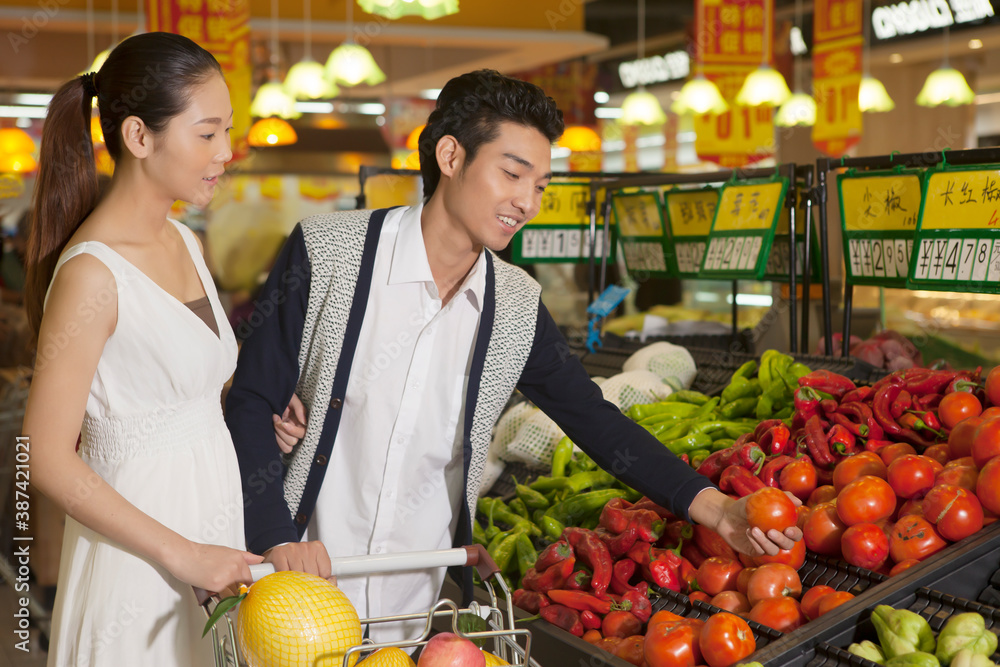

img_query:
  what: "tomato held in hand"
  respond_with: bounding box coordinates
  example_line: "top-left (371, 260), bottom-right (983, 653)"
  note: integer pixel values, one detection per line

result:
top-left (698, 613), bottom-right (755, 667)
top-left (745, 487), bottom-right (798, 534)
top-left (837, 476), bottom-right (896, 526)
top-left (695, 557), bottom-right (743, 597)
top-left (939, 391), bottom-right (983, 429)
top-left (977, 457), bottom-right (1000, 514)
top-left (803, 501), bottom-right (848, 557)
top-left (780, 457), bottom-right (818, 501)
top-left (748, 596), bottom-right (806, 633)
top-left (922, 484), bottom-right (984, 542)
top-left (889, 514), bottom-right (947, 562)
top-left (745, 563), bottom-right (802, 606)
top-left (800, 585), bottom-right (836, 621)
top-left (841, 523), bottom-right (890, 570)
top-left (833, 452), bottom-right (888, 492)
top-left (949, 416), bottom-right (984, 461)
top-left (971, 418), bottom-right (1000, 468)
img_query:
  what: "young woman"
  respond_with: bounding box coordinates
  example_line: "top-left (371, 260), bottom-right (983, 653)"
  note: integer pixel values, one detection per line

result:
top-left (23, 32), bottom-right (263, 665)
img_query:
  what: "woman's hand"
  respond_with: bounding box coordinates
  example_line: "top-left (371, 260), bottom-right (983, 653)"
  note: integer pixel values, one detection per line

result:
top-left (689, 487), bottom-right (803, 556)
top-left (166, 542), bottom-right (264, 597)
top-left (273, 393), bottom-right (308, 454)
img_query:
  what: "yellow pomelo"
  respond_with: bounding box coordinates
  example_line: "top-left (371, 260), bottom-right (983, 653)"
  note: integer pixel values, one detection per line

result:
top-left (237, 570), bottom-right (363, 667)
top-left (357, 647), bottom-right (417, 666)
top-left (482, 650), bottom-right (510, 666)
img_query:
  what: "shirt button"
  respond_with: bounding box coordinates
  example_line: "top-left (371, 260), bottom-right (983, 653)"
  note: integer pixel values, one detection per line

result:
top-left (295, 512), bottom-right (308, 525)
top-left (330, 397), bottom-right (343, 409)
top-left (396, 436), bottom-right (405, 444)
top-left (374, 546), bottom-right (384, 554)
top-left (315, 454), bottom-right (327, 466)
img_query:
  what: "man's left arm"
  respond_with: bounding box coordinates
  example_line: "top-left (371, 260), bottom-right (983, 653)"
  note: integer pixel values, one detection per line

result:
top-left (515, 301), bottom-right (800, 555)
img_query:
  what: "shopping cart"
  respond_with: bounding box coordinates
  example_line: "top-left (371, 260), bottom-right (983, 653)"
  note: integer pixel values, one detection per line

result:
top-left (199, 544), bottom-right (537, 667)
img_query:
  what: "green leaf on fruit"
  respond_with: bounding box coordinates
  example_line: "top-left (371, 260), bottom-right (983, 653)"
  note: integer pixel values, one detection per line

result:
top-left (201, 592), bottom-right (246, 638)
top-left (457, 613), bottom-right (489, 648)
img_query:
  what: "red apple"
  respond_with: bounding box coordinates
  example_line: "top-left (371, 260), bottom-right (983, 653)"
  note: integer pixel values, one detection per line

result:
top-left (418, 633), bottom-right (485, 667)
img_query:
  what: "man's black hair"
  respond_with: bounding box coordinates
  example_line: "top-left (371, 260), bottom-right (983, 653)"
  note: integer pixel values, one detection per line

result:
top-left (417, 69), bottom-right (564, 201)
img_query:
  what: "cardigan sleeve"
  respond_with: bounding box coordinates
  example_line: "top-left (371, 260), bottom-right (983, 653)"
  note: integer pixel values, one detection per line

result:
top-left (515, 300), bottom-right (715, 522)
top-left (225, 225), bottom-right (311, 554)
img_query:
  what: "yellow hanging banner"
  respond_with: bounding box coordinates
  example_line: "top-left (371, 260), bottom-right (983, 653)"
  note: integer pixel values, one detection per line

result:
top-left (812, 0), bottom-right (862, 157)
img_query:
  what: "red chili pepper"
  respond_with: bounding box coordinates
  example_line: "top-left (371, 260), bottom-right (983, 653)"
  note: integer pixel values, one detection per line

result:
top-left (769, 424), bottom-right (793, 456)
top-left (522, 556), bottom-right (576, 593)
top-left (563, 528), bottom-right (613, 599)
top-left (902, 411), bottom-right (946, 440)
top-left (547, 589), bottom-right (613, 615)
top-left (580, 610), bottom-right (602, 631)
top-left (647, 552), bottom-right (683, 592)
top-left (841, 386), bottom-right (873, 404)
top-left (754, 419), bottom-right (786, 443)
top-left (798, 369), bottom-right (857, 400)
top-left (922, 411), bottom-right (942, 431)
top-left (905, 369), bottom-right (960, 395)
top-left (626, 540), bottom-right (652, 568)
top-left (598, 498), bottom-right (633, 534)
top-left (610, 558), bottom-right (637, 595)
top-left (913, 393), bottom-right (944, 411)
top-left (629, 497), bottom-right (675, 520)
top-left (865, 439), bottom-right (893, 453)
top-left (535, 539), bottom-right (573, 572)
top-left (692, 525), bottom-right (739, 561)
top-left (512, 589), bottom-right (551, 614)
top-left (625, 509), bottom-right (666, 542)
top-left (805, 414), bottom-right (836, 468)
top-left (837, 402), bottom-right (884, 440)
top-left (677, 556), bottom-right (698, 593)
top-left (759, 455), bottom-right (796, 487)
top-left (680, 541), bottom-right (707, 568)
top-left (873, 385), bottom-right (938, 448)
top-left (892, 390), bottom-right (913, 419)
top-left (720, 465), bottom-right (767, 497)
top-left (565, 566), bottom-right (593, 591)
top-left (540, 604), bottom-right (584, 637)
top-left (828, 424), bottom-right (859, 455)
top-left (873, 368), bottom-right (926, 394)
top-left (622, 587), bottom-right (652, 623)
top-left (734, 442), bottom-right (767, 475)
top-left (658, 520), bottom-right (693, 549)
top-left (695, 446), bottom-right (742, 482)
top-left (830, 411), bottom-right (869, 438)
top-left (793, 386), bottom-right (822, 420)
top-left (598, 523), bottom-right (638, 559)
top-left (820, 398), bottom-right (840, 415)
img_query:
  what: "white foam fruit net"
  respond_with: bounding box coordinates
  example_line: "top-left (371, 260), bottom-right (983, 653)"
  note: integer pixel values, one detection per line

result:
top-left (622, 341), bottom-right (697, 389)
top-left (502, 407), bottom-right (568, 470)
top-left (598, 369), bottom-right (674, 411)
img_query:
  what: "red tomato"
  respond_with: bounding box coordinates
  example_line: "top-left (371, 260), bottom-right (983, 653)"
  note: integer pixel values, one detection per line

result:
top-left (816, 591), bottom-right (855, 616)
top-left (645, 620), bottom-right (702, 667)
top-left (977, 457), bottom-right (1000, 514)
top-left (614, 635), bottom-right (646, 667)
top-left (598, 637), bottom-right (625, 657)
top-left (947, 456), bottom-right (976, 468)
top-left (808, 485), bottom-right (838, 506)
top-left (695, 558), bottom-right (743, 597)
top-left (746, 487), bottom-right (798, 534)
top-left (837, 476), bottom-right (896, 526)
top-left (982, 407), bottom-right (1000, 420)
top-left (736, 567), bottom-right (756, 595)
top-left (780, 457), bottom-right (818, 501)
top-left (972, 418), bottom-right (1000, 468)
top-left (604, 610), bottom-right (643, 639)
top-left (923, 444), bottom-right (951, 467)
top-left (833, 452), bottom-right (888, 492)
top-left (935, 465), bottom-right (979, 492)
top-left (698, 613), bottom-right (755, 667)
top-left (922, 484), bottom-right (984, 542)
top-left (796, 504), bottom-right (811, 530)
top-left (748, 596), bottom-right (806, 633)
top-left (986, 366), bottom-right (1000, 407)
top-left (897, 497), bottom-right (924, 519)
top-left (887, 455), bottom-right (937, 499)
top-left (648, 610), bottom-right (685, 632)
top-left (939, 392), bottom-right (983, 429)
top-left (803, 501), bottom-right (848, 557)
top-left (841, 523), bottom-right (890, 570)
top-left (742, 538), bottom-right (806, 569)
top-left (880, 442), bottom-right (917, 466)
top-left (889, 515), bottom-right (948, 562)
top-left (889, 559), bottom-right (921, 576)
top-left (710, 591), bottom-right (751, 614)
top-left (688, 591), bottom-right (712, 604)
top-left (949, 417), bottom-right (984, 461)
top-left (800, 585), bottom-right (836, 621)
top-left (582, 629), bottom-right (602, 645)
top-left (745, 563), bottom-right (802, 606)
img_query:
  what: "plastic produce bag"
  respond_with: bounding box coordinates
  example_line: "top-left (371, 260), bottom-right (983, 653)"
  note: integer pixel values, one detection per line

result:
top-left (502, 408), bottom-right (566, 470)
top-left (598, 370), bottom-right (675, 411)
top-left (622, 341), bottom-right (697, 389)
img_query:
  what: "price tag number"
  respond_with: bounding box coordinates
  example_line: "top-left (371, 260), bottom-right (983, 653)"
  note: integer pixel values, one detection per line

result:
top-left (704, 236), bottom-right (762, 272)
top-left (622, 241), bottom-right (667, 272)
top-left (766, 239), bottom-right (809, 276)
top-left (521, 229), bottom-right (604, 260)
top-left (674, 241), bottom-right (706, 274)
top-left (912, 237), bottom-right (1000, 283)
top-left (848, 238), bottom-right (911, 281)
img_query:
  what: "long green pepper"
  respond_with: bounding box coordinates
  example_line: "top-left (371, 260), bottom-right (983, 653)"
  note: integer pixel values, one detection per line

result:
top-left (545, 489), bottom-right (627, 526)
top-left (514, 532), bottom-right (537, 578)
top-left (550, 437), bottom-right (574, 478)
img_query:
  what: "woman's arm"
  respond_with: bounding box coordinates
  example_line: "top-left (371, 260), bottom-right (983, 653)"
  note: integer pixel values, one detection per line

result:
top-left (25, 254), bottom-right (259, 594)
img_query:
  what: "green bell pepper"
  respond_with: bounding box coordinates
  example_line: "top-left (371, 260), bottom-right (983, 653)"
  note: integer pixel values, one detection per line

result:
top-left (885, 653), bottom-right (941, 667)
top-left (872, 605), bottom-right (936, 659)
top-left (849, 641), bottom-right (887, 665)
top-left (936, 613), bottom-right (998, 666)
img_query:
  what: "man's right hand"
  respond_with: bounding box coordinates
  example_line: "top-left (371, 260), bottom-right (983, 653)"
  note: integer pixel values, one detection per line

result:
top-left (264, 541), bottom-right (332, 580)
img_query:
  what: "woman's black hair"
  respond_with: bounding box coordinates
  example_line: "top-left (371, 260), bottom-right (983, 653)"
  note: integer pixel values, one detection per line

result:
top-left (417, 69), bottom-right (564, 201)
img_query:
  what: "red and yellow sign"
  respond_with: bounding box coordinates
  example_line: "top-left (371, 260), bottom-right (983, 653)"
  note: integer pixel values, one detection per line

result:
top-left (812, 0), bottom-right (862, 157)
top-left (694, 66), bottom-right (775, 168)
top-left (146, 0), bottom-right (252, 161)
top-left (697, 0), bottom-right (771, 66)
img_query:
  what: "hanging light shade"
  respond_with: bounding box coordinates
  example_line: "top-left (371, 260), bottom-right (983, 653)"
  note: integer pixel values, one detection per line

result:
top-left (285, 59), bottom-right (340, 99)
top-left (736, 66), bottom-right (791, 107)
top-left (90, 115), bottom-right (105, 145)
top-left (916, 67), bottom-right (975, 107)
top-left (558, 126), bottom-right (602, 152)
top-left (324, 43), bottom-right (386, 87)
top-left (0, 153), bottom-right (37, 173)
top-left (405, 124), bottom-right (425, 151)
top-left (621, 88), bottom-right (666, 126)
top-left (358, 0), bottom-right (459, 20)
top-left (251, 82), bottom-right (301, 119)
top-left (775, 92), bottom-right (816, 127)
top-left (0, 128), bottom-right (35, 154)
top-left (248, 118), bottom-right (298, 147)
top-left (859, 76), bottom-right (895, 112)
top-left (671, 75), bottom-right (728, 115)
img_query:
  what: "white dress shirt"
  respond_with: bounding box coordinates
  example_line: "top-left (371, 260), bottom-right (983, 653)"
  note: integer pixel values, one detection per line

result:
top-left (306, 203), bottom-right (486, 644)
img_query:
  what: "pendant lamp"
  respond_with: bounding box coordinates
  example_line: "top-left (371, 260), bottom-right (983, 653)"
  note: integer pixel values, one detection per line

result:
top-left (248, 118), bottom-right (298, 147)
top-left (325, 0), bottom-right (386, 87)
top-left (252, 0), bottom-right (300, 120)
top-left (358, 0), bottom-right (459, 20)
top-left (775, 0), bottom-right (816, 126)
top-left (671, 73), bottom-right (728, 115)
top-left (916, 25), bottom-right (975, 107)
top-left (285, 0), bottom-right (339, 99)
top-left (0, 128), bottom-right (36, 154)
top-left (736, 5), bottom-right (790, 107)
top-left (620, 0), bottom-right (666, 126)
top-left (858, 0), bottom-right (894, 112)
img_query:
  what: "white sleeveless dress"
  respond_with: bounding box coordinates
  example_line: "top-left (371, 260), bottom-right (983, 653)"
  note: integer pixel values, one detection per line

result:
top-left (45, 222), bottom-right (245, 667)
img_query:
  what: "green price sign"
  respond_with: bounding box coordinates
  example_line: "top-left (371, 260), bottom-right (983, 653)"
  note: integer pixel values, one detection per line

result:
top-left (511, 182), bottom-right (615, 264)
top-left (662, 187), bottom-right (718, 278)
top-left (611, 190), bottom-right (673, 277)
top-left (838, 169), bottom-right (922, 287)
top-left (908, 165), bottom-right (1000, 293)
top-left (699, 177), bottom-right (788, 280)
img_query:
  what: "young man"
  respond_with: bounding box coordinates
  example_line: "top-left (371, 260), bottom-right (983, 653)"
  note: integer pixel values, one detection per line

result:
top-left (225, 69), bottom-right (800, 642)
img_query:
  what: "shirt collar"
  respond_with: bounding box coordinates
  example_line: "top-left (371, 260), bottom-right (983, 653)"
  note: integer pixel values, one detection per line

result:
top-left (388, 204), bottom-right (487, 312)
